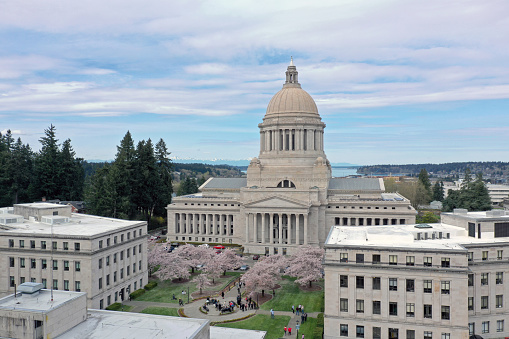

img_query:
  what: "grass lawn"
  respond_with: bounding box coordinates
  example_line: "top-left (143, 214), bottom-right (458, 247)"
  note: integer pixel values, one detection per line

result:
top-left (137, 271), bottom-right (241, 304)
top-left (296, 316), bottom-right (318, 339)
top-left (216, 314), bottom-right (290, 339)
top-left (140, 307), bottom-right (180, 317)
top-left (260, 277), bottom-right (324, 313)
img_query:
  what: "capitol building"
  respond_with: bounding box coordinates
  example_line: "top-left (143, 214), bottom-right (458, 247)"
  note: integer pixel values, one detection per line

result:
top-left (167, 60), bottom-right (416, 254)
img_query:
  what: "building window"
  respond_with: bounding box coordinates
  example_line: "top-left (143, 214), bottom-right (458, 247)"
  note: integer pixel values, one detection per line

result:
top-left (496, 294), bottom-right (503, 308)
top-left (42, 259), bottom-right (47, 269)
top-left (469, 323), bottom-right (475, 335)
top-left (41, 241), bottom-right (46, 249)
top-left (139, 260), bottom-right (142, 270)
top-left (64, 280), bottom-right (69, 291)
top-left (10, 276), bottom-right (15, 287)
top-left (114, 271), bottom-right (117, 282)
top-left (133, 263), bottom-right (136, 273)
top-left (52, 241), bottom-right (57, 250)
top-left (127, 248), bottom-right (130, 258)
top-left (424, 304), bottom-right (432, 318)
top-left (340, 324), bottom-right (348, 336)
top-left (389, 278), bottom-right (397, 291)
top-left (120, 251), bottom-right (124, 260)
top-left (424, 256), bottom-right (432, 267)
top-left (30, 240), bottom-right (35, 248)
top-left (406, 256), bottom-right (415, 266)
top-left (107, 238), bottom-right (110, 246)
top-left (468, 252), bottom-right (473, 261)
top-left (482, 321), bottom-right (490, 333)
top-left (373, 301), bottom-right (381, 314)
top-left (9, 239), bottom-right (14, 247)
top-left (496, 272), bottom-right (503, 284)
top-left (340, 253), bottom-right (348, 262)
top-left (63, 242), bottom-right (68, 250)
top-left (75, 243), bottom-right (80, 251)
top-left (482, 251), bottom-right (488, 261)
top-left (42, 279), bottom-right (47, 288)
top-left (99, 240), bottom-right (103, 249)
top-left (53, 260), bottom-right (58, 270)
top-left (441, 306), bottom-right (450, 320)
top-left (389, 255), bottom-right (398, 265)
top-left (441, 281), bottom-right (450, 294)
top-left (99, 258), bottom-right (103, 269)
top-left (373, 327), bottom-right (381, 339)
top-left (121, 234), bottom-right (124, 242)
top-left (19, 240), bottom-right (24, 248)
top-left (388, 328), bottom-right (398, 339)
top-left (106, 274), bottom-right (110, 286)
top-left (139, 244), bottom-right (142, 253)
top-left (120, 268), bottom-right (124, 279)
top-left (406, 279), bottom-right (415, 292)
top-left (497, 320), bottom-right (504, 332)
top-left (356, 253), bottom-right (364, 263)
top-left (107, 295), bottom-right (111, 305)
top-left (372, 277), bottom-right (381, 290)
top-left (114, 236), bottom-right (117, 244)
top-left (127, 266), bottom-right (130, 276)
top-left (497, 250), bottom-right (503, 260)
top-left (356, 325), bottom-right (364, 338)
top-left (441, 257), bottom-right (450, 268)
top-left (481, 273), bottom-right (489, 285)
top-left (9, 257), bottom-right (14, 267)
top-left (20, 257), bottom-right (26, 268)
top-left (389, 302), bottom-right (398, 316)
top-left (99, 278), bottom-right (103, 289)
top-left (340, 298), bottom-right (348, 312)
top-left (372, 254), bottom-right (381, 264)
top-left (106, 256), bottom-right (110, 266)
top-left (423, 280), bottom-right (432, 293)
top-left (100, 299), bottom-right (104, 309)
top-left (31, 278), bottom-right (36, 283)
top-left (406, 330), bottom-right (415, 339)
top-left (115, 291), bottom-right (118, 301)
top-left (356, 276), bottom-right (364, 289)
top-left (406, 303), bottom-right (415, 317)
top-left (481, 296), bottom-right (488, 309)
top-left (75, 261), bottom-right (81, 272)
top-left (468, 274), bottom-right (474, 286)
top-left (468, 297), bottom-right (474, 310)
top-left (424, 331), bottom-right (432, 339)
top-left (356, 299), bottom-right (364, 313)
top-left (114, 253), bottom-right (117, 263)
top-left (64, 261), bottom-right (69, 271)
top-left (53, 279), bottom-right (58, 290)
top-left (441, 333), bottom-right (450, 339)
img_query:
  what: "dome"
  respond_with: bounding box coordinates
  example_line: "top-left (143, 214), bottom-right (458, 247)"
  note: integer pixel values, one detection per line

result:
top-left (266, 87), bottom-right (318, 116)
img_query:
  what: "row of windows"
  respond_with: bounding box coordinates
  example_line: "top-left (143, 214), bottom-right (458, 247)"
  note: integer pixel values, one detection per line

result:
top-left (183, 203), bottom-right (240, 206)
top-left (9, 239), bottom-right (81, 251)
top-left (468, 272), bottom-right (504, 286)
top-left (98, 245), bottom-right (142, 269)
top-left (468, 249), bottom-right (504, 261)
top-left (98, 228), bottom-right (143, 249)
top-left (334, 218), bottom-right (405, 226)
top-left (342, 253), bottom-right (452, 268)
top-left (99, 279), bottom-right (143, 309)
top-left (98, 261), bottom-right (143, 289)
top-left (340, 299), bottom-right (450, 319)
top-left (470, 320), bottom-right (504, 334)
top-left (468, 295), bottom-right (504, 310)
top-left (340, 276), bottom-right (451, 294)
top-left (10, 276), bottom-right (81, 291)
top-left (175, 236), bottom-right (234, 244)
top-left (339, 325), bottom-right (451, 338)
top-left (330, 205), bottom-right (396, 210)
top-left (10, 258), bottom-right (81, 271)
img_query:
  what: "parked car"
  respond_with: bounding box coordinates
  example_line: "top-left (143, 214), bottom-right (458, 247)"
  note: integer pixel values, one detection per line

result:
top-left (213, 245), bottom-right (225, 249)
top-left (198, 244), bottom-right (210, 248)
top-left (239, 265), bottom-right (250, 271)
top-left (252, 255), bottom-right (260, 260)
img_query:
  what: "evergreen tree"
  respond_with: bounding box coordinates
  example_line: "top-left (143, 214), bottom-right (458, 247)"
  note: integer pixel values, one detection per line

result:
top-left (7, 138), bottom-right (33, 204)
top-left (133, 139), bottom-right (160, 223)
top-left (442, 170), bottom-right (492, 212)
top-left (417, 168), bottom-right (432, 204)
top-left (154, 138), bottom-right (173, 217)
top-left (58, 139), bottom-right (85, 201)
top-left (432, 181), bottom-right (444, 202)
top-left (34, 125), bottom-right (60, 200)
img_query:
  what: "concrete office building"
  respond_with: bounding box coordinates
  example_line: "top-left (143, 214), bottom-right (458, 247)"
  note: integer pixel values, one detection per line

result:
top-left (0, 202), bottom-right (148, 309)
top-left (167, 60), bottom-right (416, 255)
top-left (323, 209), bottom-right (509, 338)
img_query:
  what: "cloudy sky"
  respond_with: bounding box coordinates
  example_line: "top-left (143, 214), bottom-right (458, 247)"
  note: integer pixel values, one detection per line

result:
top-left (1, 0), bottom-right (509, 165)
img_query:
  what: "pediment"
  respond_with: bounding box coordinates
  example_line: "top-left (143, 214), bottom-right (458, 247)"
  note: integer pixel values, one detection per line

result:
top-left (244, 195), bottom-right (309, 209)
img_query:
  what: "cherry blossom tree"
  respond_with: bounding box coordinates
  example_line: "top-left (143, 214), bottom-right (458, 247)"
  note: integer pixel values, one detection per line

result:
top-left (147, 241), bottom-right (167, 277)
top-left (241, 254), bottom-right (286, 297)
top-left (154, 251), bottom-right (191, 281)
top-left (218, 249), bottom-right (245, 276)
top-left (203, 257), bottom-right (222, 284)
top-left (175, 244), bottom-right (215, 273)
top-left (285, 246), bottom-right (324, 287)
top-left (192, 273), bottom-right (212, 294)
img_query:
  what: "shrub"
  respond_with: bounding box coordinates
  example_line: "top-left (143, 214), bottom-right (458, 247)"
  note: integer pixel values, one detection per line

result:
top-left (130, 289), bottom-right (146, 299)
top-left (317, 313), bottom-right (324, 327)
top-left (106, 303), bottom-right (122, 311)
top-left (144, 281), bottom-right (158, 290)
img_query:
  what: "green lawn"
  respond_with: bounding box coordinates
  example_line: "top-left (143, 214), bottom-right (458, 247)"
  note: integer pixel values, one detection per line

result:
top-left (137, 272), bottom-right (241, 303)
top-left (260, 277), bottom-right (324, 313)
top-left (140, 307), bottom-right (180, 317)
top-left (216, 314), bottom-right (291, 339)
top-left (296, 316), bottom-right (318, 339)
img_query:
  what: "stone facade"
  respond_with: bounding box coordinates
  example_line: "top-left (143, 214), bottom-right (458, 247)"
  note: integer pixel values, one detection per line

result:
top-left (0, 203), bottom-right (148, 309)
top-left (167, 61), bottom-right (416, 254)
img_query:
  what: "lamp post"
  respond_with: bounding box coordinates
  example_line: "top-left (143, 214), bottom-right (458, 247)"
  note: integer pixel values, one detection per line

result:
top-left (187, 286), bottom-right (190, 304)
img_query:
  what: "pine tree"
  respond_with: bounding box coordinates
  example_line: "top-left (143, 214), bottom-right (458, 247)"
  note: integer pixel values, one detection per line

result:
top-left (432, 181), bottom-right (444, 202)
top-left (154, 138), bottom-right (173, 217)
top-left (34, 125), bottom-right (60, 200)
top-left (58, 139), bottom-right (84, 201)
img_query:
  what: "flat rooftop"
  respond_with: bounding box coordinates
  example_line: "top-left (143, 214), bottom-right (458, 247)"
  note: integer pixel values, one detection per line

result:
top-left (325, 223), bottom-right (509, 250)
top-left (0, 212), bottom-right (145, 237)
top-left (210, 326), bottom-right (266, 339)
top-left (0, 289), bottom-right (85, 312)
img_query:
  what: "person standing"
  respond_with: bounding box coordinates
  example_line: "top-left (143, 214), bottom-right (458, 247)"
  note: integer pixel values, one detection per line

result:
top-left (221, 291), bottom-right (225, 299)
top-left (284, 327), bottom-right (287, 336)
top-left (292, 305), bottom-right (295, 313)
top-left (271, 309), bottom-right (275, 319)
top-left (288, 327), bottom-right (292, 335)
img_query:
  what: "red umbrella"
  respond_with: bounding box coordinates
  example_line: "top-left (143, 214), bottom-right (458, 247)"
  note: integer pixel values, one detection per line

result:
top-left (213, 245), bottom-right (225, 249)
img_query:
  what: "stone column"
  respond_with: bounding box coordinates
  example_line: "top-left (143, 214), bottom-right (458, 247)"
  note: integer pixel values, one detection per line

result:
top-left (245, 213), bottom-right (249, 243)
top-left (176, 213), bottom-right (180, 233)
top-left (253, 213), bottom-right (258, 243)
top-left (269, 213), bottom-right (274, 244)
top-left (282, 130), bottom-right (287, 151)
top-left (304, 214), bottom-right (308, 245)
top-left (287, 214), bottom-right (292, 245)
top-left (261, 213), bottom-right (266, 244)
top-left (279, 213), bottom-right (283, 244)
top-left (205, 214), bottom-right (210, 234)
top-left (296, 214), bottom-right (300, 245)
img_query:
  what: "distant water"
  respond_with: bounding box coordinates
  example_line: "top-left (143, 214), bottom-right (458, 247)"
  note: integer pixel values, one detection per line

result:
top-left (331, 167), bottom-right (362, 177)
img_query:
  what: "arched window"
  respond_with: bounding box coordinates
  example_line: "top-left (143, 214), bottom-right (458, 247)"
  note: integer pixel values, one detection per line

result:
top-left (277, 180), bottom-right (296, 188)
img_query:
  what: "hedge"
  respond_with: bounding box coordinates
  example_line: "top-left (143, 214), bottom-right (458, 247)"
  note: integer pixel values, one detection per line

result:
top-left (144, 281), bottom-right (158, 290)
top-left (105, 303), bottom-right (122, 311)
top-left (315, 313), bottom-right (324, 339)
top-left (130, 289), bottom-right (146, 299)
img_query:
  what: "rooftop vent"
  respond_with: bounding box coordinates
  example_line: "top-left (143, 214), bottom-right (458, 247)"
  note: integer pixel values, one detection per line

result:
top-left (18, 282), bottom-right (44, 294)
top-left (453, 208), bottom-right (468, 215)
top-left (414, 224), bottom-right (433, 229)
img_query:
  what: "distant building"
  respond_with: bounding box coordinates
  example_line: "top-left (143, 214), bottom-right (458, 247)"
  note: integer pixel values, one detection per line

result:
top-left (0, 202), bottom-right (148, 309)
top-left (167, 61), bottom-right (416, 254)
top-left (0, 282), bottom-right (266, 339)
top-left (323, 209), bottom-right (509, 338)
